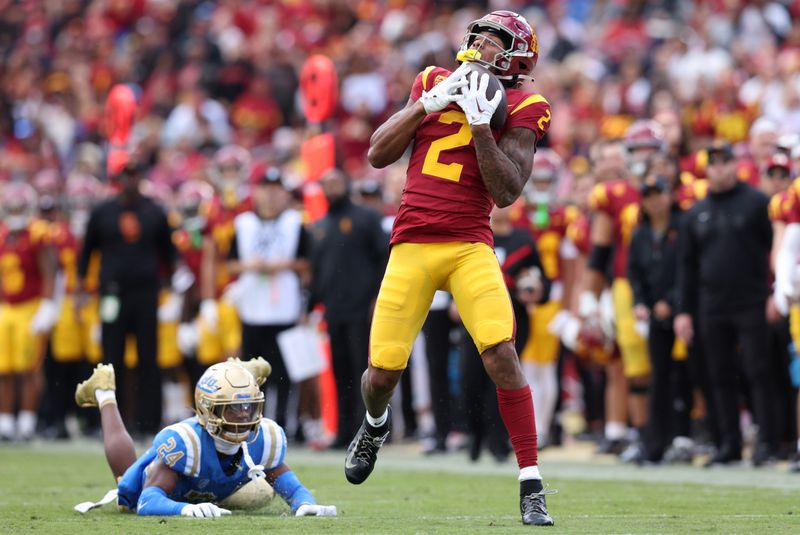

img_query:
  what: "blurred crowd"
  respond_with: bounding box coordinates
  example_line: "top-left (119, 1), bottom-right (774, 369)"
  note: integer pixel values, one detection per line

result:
top-left (1, 0), bottom-right (800, 471)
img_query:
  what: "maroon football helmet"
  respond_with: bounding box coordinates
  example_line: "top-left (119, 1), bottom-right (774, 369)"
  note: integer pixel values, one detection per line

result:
top-left (623, 120), bottom-right (665, 151)
top-left (458, 11), bottom-right (538, 86)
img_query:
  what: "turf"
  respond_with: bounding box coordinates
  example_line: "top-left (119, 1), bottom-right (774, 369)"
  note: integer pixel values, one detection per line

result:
top-left (1, 441), bottom-right (798, 534)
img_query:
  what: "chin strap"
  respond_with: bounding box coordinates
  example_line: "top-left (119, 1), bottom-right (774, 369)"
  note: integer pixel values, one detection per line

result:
top-left (241, 440), bottom-right (266, 481)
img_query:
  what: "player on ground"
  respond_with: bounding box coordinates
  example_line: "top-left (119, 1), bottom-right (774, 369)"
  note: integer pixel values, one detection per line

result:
top-left (73, 359), bottom-right (336, 517)
top-left (346, 10), bottom-right (554, 526)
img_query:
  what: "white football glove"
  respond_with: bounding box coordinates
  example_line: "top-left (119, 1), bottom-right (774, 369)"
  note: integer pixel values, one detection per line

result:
top-left (180, 503), bottom-right (231, 518)
top-left (457, 70), bottom-right (503, 126)
top-left (419, 63), bottom-right (470, 115)
top-left (200, 299), bottom-right (218, 331)
top-left (177, 322), bottom-right (199, 354)
top-left (157, 293), bottom-right (183, 323)
top-left (30, 298), bottom-right (59, 335)
top-left (295, 504), bottom-right (337, 517)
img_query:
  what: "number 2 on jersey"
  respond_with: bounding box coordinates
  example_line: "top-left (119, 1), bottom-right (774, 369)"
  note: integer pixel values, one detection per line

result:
top-left (421, 111), bottom-right (472, 182)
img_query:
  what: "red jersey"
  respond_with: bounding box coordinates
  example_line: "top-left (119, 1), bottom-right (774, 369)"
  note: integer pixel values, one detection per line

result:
top-left (769, 190), bottom-right (792, 224)
top-left (206, 194), bottom-right (253, 256)
top-left (783, 178), bottom-right (800, 224)
top-left (173, 227), bottom-right (204, 281)
top-left (588, 180), bottom-right (640, 279)
top-left (0, 220), bottom-right (50, 304)
top-left (50, 221), bottom-right (80, 295)
top-left (676, 177), bottom-right (709, 211)
top-left (525, 204), bottom-right (580, 281)
top-left (566, 211), bottom-right (591, 256)
top-left (391, 66), bottom-right (552, 247)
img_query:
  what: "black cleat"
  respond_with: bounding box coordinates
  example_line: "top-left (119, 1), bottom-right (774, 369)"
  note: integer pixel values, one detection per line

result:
top-left (703, 444), bottom-right (742, 467)
top-left (345, 406), bottom-right (391, 485)
top-left (520, 487), bottom-right (556, 526)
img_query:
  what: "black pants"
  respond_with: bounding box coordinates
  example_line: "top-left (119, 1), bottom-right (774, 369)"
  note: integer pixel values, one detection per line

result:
top-left (102, 287), bottom-right (161, 434)
top-left (422, 309), bottom-right (454, 448)
top-left (241, 323), bottom-right (293, 429)
top-left (646, 319), bottom-right (692, 457)
top-left (700, 307), bottom-right (777, 452)
top-left (327, 312), bottom-right (370, 442)
top-left (459, 326), bottom-right (509, 458)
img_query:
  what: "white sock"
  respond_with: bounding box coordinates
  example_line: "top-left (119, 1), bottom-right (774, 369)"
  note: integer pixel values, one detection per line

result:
top-left (17, 410), bottom-right (36, 438)
top-left (95, 389), bottom-right (117, 408)
top-left (605, 421), bottom-right (627, 441)
top-left (367, 408), bottom-right (388, 428)
top-left (0, 413), bottom-right (14, 437)
top-left (518, 465), bottom-right (542, 481)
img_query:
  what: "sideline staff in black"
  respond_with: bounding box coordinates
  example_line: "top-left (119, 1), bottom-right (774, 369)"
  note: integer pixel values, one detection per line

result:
top-left (674, 141), bottom-right (776, 465)
top-left (309, 168), bottom-right (388, 448)
top-left (77, 162), bottom-right (177, 434)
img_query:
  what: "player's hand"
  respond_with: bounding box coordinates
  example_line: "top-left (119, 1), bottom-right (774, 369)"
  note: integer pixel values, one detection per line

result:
top-left (200, 299), bottom-right (218, 331)
top-left (157, 293), bottom-right (183, 323)
top-left (673, 313), bottom-right (693, 345)
top-left (419, 63), bottom-right (469, 115)
top-left (177, 322), bottom-right (199, 354)
top-left (30, 298), bottom-right (59, 335)
top-left (456, 70), bottom-right (502, 126)
top-left (180, 503), bottom-right (231, 518)
top-left (633, 304), bottom-right (650, 322)
top-left (295, 504), bottom-right (337, 517)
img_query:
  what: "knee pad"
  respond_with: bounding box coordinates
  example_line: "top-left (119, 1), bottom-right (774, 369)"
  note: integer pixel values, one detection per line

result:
top-left (370, 345), bottom-right (409, 372)
top-left (475, 321), bottom-right (513, 355)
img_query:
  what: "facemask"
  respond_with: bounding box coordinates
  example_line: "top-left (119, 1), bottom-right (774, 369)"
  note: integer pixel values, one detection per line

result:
top-left (6, 215), bottom-right (29, 231)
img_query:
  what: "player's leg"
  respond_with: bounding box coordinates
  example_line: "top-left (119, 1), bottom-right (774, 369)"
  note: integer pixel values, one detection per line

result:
top-left (599, 359), bottom-right (629, 454)
top-left (346, 243), bottom-right (439, 484)
top-left (611, 278), bottom-right (651, 458)
top-left (75, 363), bottom-right (137, 479)
top-left (14, 301), bottom-right (46, 440)
top-left (448, 243), bottom-right (553, 526)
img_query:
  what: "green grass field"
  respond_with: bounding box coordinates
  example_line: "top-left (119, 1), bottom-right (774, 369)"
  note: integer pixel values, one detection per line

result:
top-left (1, 441), bottom-right (798, 534)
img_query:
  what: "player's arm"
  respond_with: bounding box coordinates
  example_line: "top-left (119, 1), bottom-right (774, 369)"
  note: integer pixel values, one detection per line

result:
top-left (266, 463), bottom-right (336, 516)
top-left (580, 211), bottom-right (613, 315)
top-left (369, 64), bottom-right (470, 169)
top-left (30, 227), bottom-right (59, 335)
top-left (368, 98), bottom-right (427, 169)
top-left (474, 126), bottom-right (537, 208)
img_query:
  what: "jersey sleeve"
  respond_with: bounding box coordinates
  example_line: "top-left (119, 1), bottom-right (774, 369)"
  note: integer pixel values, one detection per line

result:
top-left (409, 66), bottom-right (451, 102)
top-left (785, 179), bottom-right (800, 224)
top-left (152, 423), bottom-right (202, 478)
top-left (769, 192), bottom-right (788, 223)
top-left (506, 94), bottom-right (551, 142)
top-left (258, 419), bottom-right (287, 470)
top-left (588, 183), bottom-right (614, 216)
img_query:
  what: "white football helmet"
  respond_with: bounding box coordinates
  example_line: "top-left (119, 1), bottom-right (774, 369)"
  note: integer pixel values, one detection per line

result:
top-left (195, 362), bottom-right (264, 445)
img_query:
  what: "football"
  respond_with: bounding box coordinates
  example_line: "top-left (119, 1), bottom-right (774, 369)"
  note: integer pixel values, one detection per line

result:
top-left (460, 61), bottom-right (508, 130)
top-left (219, 478), bottom-right (275, 510)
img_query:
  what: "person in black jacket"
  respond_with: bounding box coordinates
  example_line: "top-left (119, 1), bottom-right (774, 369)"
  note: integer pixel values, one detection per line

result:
top-left (628, 175), bottom-right (692, 462)
top-left (77, 161), bottom-right (177, 435)
top-left (309, 168), bottom-right (389, 448)
top-left (460, 204), bottom-right (551, 461)
top-left (675, 141), bottom-right (777, 465)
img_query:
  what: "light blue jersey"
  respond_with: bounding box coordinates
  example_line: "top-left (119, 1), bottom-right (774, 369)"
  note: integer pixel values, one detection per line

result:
top-left (117, 417), bottom-right (286, 511)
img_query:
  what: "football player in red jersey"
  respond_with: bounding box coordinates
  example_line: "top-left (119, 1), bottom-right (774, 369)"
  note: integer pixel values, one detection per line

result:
top-left (581, 122), bottom-right (665, 460)
top-left (346, 11), bottom-right (554, 526)
top-left (516, 150), bottom-right (579, 448)
top-left (198, 146), bottom-right (253, 365)
top-left (0, 182), bottom-right (58, 441)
